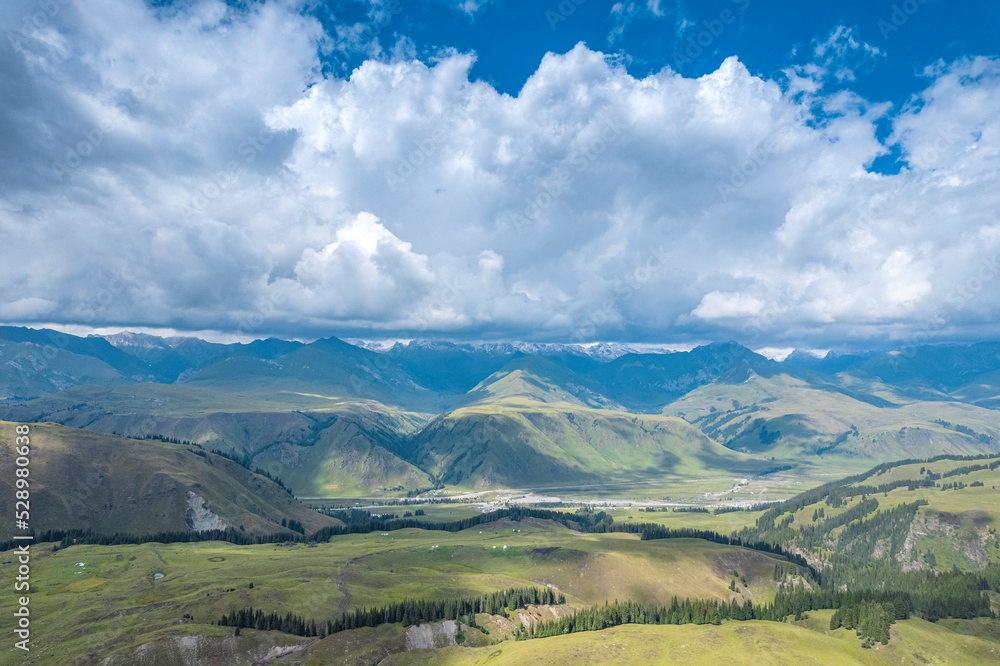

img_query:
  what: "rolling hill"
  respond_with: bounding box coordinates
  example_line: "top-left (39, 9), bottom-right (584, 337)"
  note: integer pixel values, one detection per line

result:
top-left (665, 367), bottom-right (1000, 467)
top-left (0, 517), bottom-right (797, 664)
top-left (403, 401), bottom-right (773, 490)
top-left (0, 421), bottom-right (342, 541)
top-left (382, 615), bottom-right (1000, 665)
top-left (252, 407), bottom-right (435, 496)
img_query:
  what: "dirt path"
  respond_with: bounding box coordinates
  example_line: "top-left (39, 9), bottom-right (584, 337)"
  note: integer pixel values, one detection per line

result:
top-left (334, 553), bottom-right (375, 615)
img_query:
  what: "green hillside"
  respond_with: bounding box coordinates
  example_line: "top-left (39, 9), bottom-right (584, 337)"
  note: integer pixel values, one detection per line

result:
top-left (732, 454), bottom-right (1000, 576)
top-left (4, 457), bottom-right (1000, 664)
top-left (457, 355), bottom-right (624, 410)
top-left (406, 399), bottom-right (775, 490)
top-left (0, 384), bottom-right (435, 496)
top-left (253, 411), bottom-right (434, 496)
top-left (0, 422), bottom-right (341, 541)
top-left (666, 370), bottom-right (1000, 466)
top-left (4, 336), bottom-right (1000, 500)
top-left (384, 614), bottom-right (1000, 665)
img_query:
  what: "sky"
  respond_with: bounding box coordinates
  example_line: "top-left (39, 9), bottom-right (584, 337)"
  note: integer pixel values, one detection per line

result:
top-left (1, 0), bottom-right (999, 349)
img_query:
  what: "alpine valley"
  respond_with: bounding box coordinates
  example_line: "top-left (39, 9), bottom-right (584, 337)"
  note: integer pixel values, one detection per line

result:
top-left (2, 326), bottom-right (1000, 664)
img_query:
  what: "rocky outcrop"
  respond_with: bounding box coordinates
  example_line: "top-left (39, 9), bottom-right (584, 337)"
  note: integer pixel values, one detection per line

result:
top-left (186, 491), bottom-right (227, 531)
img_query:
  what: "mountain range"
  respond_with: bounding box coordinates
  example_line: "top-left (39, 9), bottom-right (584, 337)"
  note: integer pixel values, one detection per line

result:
top-left (2, 325), bottom-right (1000, 496)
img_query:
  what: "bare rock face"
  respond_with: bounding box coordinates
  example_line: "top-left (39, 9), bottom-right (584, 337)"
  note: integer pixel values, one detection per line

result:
top-left (186, 491), bottom-right (227, 531)
top-left (101, 634), bottom-right (311, 666)
top-left (405, 620), bottom-right (459, 650)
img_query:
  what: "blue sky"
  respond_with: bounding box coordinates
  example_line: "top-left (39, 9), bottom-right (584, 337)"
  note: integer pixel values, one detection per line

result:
top-left (322, 1), bottom-right (994, 100)
top-left (321, 0), bottom-right (1000, 175)
top-left (1, 0), bottom-right (1000, 350)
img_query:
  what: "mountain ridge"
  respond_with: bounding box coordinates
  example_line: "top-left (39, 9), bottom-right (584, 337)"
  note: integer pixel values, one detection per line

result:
top-left (3, 327), bottom-right (1000, 494)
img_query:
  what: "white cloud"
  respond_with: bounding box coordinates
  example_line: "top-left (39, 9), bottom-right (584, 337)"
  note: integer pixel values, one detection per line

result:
top-left (814, 25), bottom-right (883, 82)
top-left (451, 0), bottom-right (492, 18)
top-left (272, 212), bottom-right (434, 321)
top-left (609, 2), bottom-right (639, 44)
top-left (608, 0), bottom-right (674, 44)
top-left (786, 25), bottom-right (886, 89)
top-left (1, 1), bottom-right (999, 347)
top-left (692, 292), bottom-right (766, 320)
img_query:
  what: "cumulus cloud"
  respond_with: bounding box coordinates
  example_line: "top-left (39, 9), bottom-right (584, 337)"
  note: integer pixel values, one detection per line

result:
top-left (1, 0), bottom-right (999, 347)
top-left (273, 211), bottom-right (434, 321)
top-left (813, 25), bottom-right (884, 82)
top-left (785, 25), bottom-right (886, 90)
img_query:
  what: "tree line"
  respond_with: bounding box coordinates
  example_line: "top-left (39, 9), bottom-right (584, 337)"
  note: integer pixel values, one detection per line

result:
top-left (609, 522), bottom-right (815, 577)
top-left (218, 586), bottom-right (565, 637)
top-left (520, 584), bottom-right (916, 644)
top-left (210, 448), bottom-right (294, 495)
top-left (522, 575), bottom-right (996, 648)
top-left (2, 527), bottom-right (298, 552)
top-left (214, 568), bottom-right (996, 647)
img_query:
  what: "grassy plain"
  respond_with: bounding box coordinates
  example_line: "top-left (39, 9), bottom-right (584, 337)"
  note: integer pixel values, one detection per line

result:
top-left (0, 519), bottom-right (791, 664)
top-left (595, 507), bottom-right (767, 533)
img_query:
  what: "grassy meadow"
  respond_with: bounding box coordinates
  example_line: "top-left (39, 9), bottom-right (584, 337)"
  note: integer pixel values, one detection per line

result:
top-left (383, 612), bottom-right (1000, 665)
top-left (0, 518), bottom-right (793, 664)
